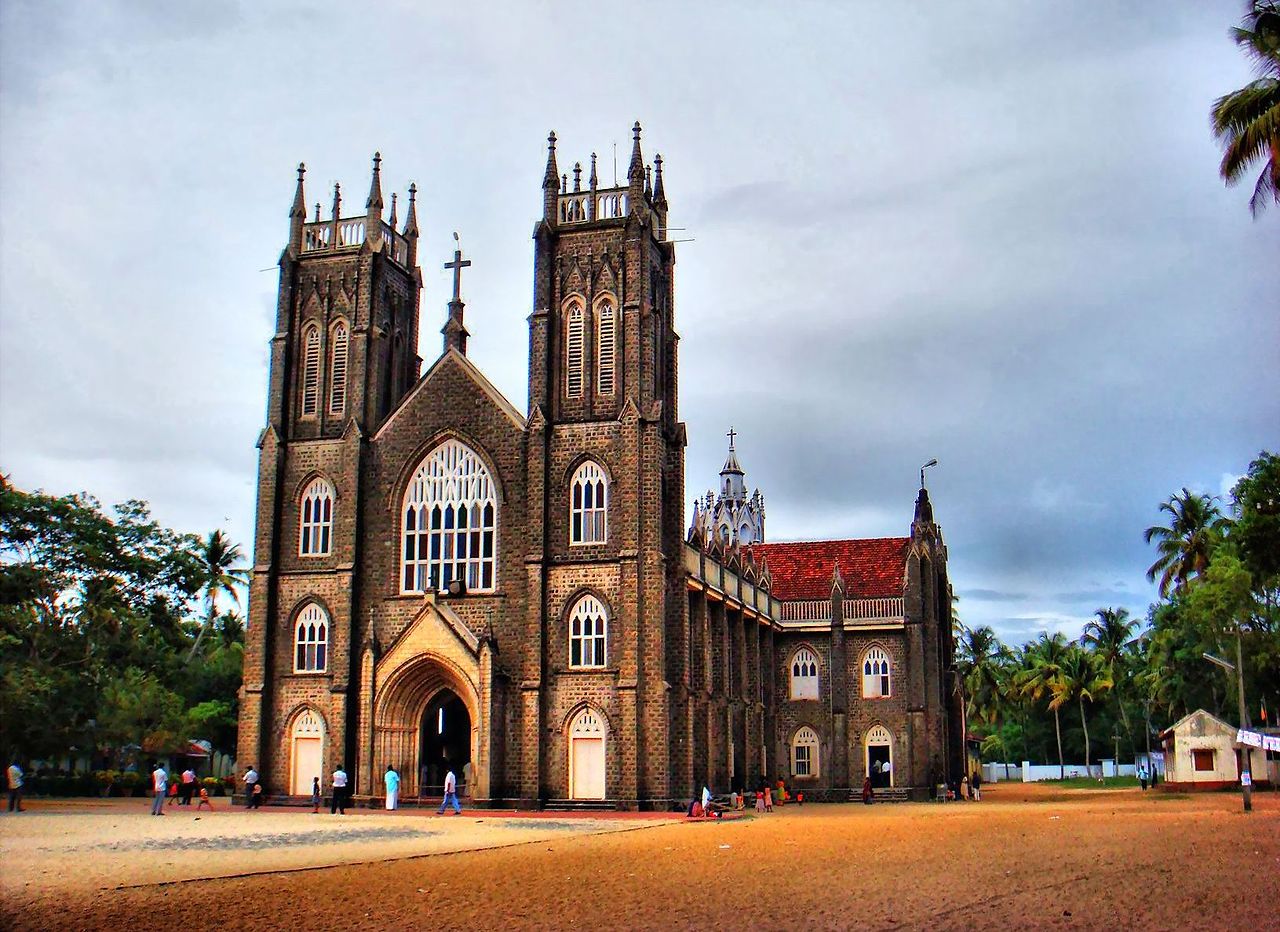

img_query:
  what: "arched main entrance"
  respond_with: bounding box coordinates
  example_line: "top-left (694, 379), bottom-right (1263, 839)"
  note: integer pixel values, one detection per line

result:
top-left (420, 688), bottom-right (472, 796)
top-left (290, 709), bottom-right (325, 796)
top-left (569, 708), bottom-right (606, 800)
top-left (866, 725), bottom-right (893, 788)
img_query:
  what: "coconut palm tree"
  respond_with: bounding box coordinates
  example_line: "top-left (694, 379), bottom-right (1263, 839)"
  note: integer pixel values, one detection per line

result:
top-left (1081, 607), bottom-right (1138, 763)
top-left (1143, 488), bottom-right (1231, 598)
top-left (1015, 632), bottom-right (1070, 778)
top-left (1050, 645), bottom-right (1112, 779)
top-left (186, 530), bottom-right (248, 662)
top-left (956, 624), bottom-right (1007, 728)
top-left (1212, 2), bottom-right (1280, 216)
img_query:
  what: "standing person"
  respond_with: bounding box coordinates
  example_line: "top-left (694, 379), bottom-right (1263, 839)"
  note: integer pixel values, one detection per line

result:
top-left (196, 786), bottom-right (213, 810)
top-left (331, 764), bottom-right (348, 815)
top-left (242, 766), bottom-right (258, 808)
top-left (862, 776), bottom-right (874, 805)
top-left (437, 767), bottom-right (462, 815)
top-left (151, 762), bottom-right (168, 816)
top-left (251, 781), bottom-right (264, 809)
top-left (972, 770), bottom-right (982, 801)
top-left (6, 760), bottom-right (24, 813)
top-left (1138, 765), bottom-right (1148, 791)
top-left (701, 783), bottom-right (712, 818)
top-left (181, 768), bottom-right (197, 805)
top-left (755, 787), bottom-right (766, 814)
top-left (311, 777), bottom-right (322, 813)
top-left (384, 767), bottom-right (400, 811)
top-left (960, 773), bottom-right (970, 801)
top-left (764, 782), bottom-right (773, 812)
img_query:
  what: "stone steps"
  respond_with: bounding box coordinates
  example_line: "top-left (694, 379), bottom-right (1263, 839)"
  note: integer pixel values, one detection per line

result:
top-left (848, 787), bottom-right (911, 803)
top-left (542, 798), bottom-right (619, 812)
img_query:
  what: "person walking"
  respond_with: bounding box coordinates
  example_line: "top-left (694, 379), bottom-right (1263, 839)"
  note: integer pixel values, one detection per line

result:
top-left (311, 776), bottom-right (322, 814)
top-left (331, 764), bottom-right (349, 815)
top-left (437, 768), bottom-right (462, 815)
top-left (972, 770), bottom-right (982, 801)
top-left (764, 783), bottom-right (773, 812)
top-left (242, 766), bottom-right (258, 808)
top-left (384, 767), bottom-right (400, 811)
top-left (6, 760), bottom-right (24, 813)
top-left (180, 768), bottom-right (197, 805)
top-left (1138, 765), bottom-right (1148, 791)
top-left (862, 776), bottom-right (874, 805)
top-left (150, 763), bottom-right (168, 816)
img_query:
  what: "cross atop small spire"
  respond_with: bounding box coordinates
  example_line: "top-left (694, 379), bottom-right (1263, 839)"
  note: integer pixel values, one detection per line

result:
top-left (444, 234), bottom-right (472, 303)
top-left (727, 426), bottom-right (737, 449)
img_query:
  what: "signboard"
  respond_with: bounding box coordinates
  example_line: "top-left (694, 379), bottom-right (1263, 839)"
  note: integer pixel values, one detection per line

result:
top-left (1241, 771), bottom-right (1252, 787)
top-left (1235, 729), bottom-right (1280, 752)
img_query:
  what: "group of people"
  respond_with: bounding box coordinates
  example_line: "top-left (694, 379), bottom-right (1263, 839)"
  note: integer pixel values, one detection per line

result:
top-left (149, 763), bottom-right (213, 814)
top-left (689, 778), bottom-right (795, 818)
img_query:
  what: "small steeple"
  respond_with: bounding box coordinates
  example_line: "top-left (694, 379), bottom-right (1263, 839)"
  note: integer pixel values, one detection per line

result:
top-left (627, 121), bottom-right (645, 192)
top-left (653, 154), bottom-right (666, 207)
top-left (403, 182), bottom-right (419, 267)
top-left (314, 202), bottom-right (322, 222)
top-left (914, 487), bottom-right (934, 526)
top-left (388, 192), bottom-right (398, 231)
top-left (288, 162), bottom-right (306, 251)
top-left (543, 130), bottom-right (559, 222)
top-left (330, 182), bottom-right (342, 220)
top-left (573, 162), bottom-right (582, 192)
top-left (366, 152), bottom-right (383, 210)
top-left (442, 234), bottom-right (472, 356)
top-left (644, 164), bottom-right (652, 198)
top-left (589, 152), bottom-right (598, 190)
top-left (720, 427), bottom-right (746, 503)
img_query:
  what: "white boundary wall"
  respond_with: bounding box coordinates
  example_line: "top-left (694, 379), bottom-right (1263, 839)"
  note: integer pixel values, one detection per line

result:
top-left (982, 754), bottom-right (1164, 783)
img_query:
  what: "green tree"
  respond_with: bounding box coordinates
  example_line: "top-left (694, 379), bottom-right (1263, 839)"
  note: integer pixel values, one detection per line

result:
top-left (1081, 607), bottom-right (1138, 763)
top-left (1143, 488), bottom-right (1231, 598)
top-left (1230, 452), bottom-right (1280, 608)
top-left (1015, 632), bottom-right (1070, 778)
top-left (97, 668), bottom-right (191, 763)
top-left (956, 624), bottom-right (1007, 728)
top-left (186, 530), bottom-right (248, 662)
top-left (1212, 2), bottom-right (1280, 216)
top-left (1050, 646), bottom-right (1112, 778)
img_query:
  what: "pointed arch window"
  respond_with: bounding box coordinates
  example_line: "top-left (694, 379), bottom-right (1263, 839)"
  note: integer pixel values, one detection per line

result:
top-left (570, 460), bottom-right (608, 545)
top-left (402, 440), bottom-right (497, 593)
top-left (791, 726), bottom-right (819, 778)
top-left (789, 647), bottom-right (819, 700)
top-left (569, 594), bottom-right (607, 668)
top-left (596, 299), bottom-right (616, 396)
top-left (565, 300), bottom-right (585, 398)
top-left (299, 477), bottom-right (334, 556)
top-left (294, 602), bottom-right (329, 673)
top-left (328, 321), bottom-right (349, 415)
top-left (301, 324), bottom-right (321, 416)
top-left (862, 646), bottom-right (891, 698)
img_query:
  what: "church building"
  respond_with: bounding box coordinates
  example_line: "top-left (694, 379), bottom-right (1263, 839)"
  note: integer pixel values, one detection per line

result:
top-left (238, 124), bottom-right (964, 808)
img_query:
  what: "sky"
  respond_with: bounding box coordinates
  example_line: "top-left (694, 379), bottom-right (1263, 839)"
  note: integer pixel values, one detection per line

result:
top-left (1, 1), bottom-right (1276, 645)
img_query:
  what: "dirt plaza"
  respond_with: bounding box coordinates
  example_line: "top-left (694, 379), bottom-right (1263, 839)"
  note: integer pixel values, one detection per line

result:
top-left (1, 783), bottom-right (1276, 931)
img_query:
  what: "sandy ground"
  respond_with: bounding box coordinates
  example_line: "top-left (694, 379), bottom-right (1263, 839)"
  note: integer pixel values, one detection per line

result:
top-left (1, 784), bottom-right (1276, 930)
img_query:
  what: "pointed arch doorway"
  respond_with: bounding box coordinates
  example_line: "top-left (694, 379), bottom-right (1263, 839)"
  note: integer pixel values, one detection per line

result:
top-left (290, 709), bottom-right (325, 796)
top-left (420, 688), bottom-right (472, 796)
top-left (866, 725), bottom-right (893, 788)
top-left (568, 708), bottom-right (606, 800)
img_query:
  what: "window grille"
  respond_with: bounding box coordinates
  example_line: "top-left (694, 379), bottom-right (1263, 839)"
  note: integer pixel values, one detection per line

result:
top-left (596, 300), bottom-right (616, 395)
top-left (402, 440), bottom-right (497, 593)
top-left (570, 461), bottom-right (608, 544)
top-left (301, 324), bottom-right (321, 416)
top-left (329, 321), bottom-right (348, 415)
top-left (792, 726), bottom-right (819, 777)
top-left (569, 594), bottom-right (607, 668)
top-left (299, 478), bottom-right (334, 556)
top-left (566, 302), bottom-right (585, 398)
top-left (294, 603), bottom-right (329, 673)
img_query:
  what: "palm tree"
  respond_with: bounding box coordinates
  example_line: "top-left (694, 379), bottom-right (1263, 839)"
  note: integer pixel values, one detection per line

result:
top-left (1143, 488), bottom-right (1230, 598)
top-left (186, 530), bottom-right (248, 662)
top-left (1212, 2), bottom-right (1280, 216)
top-left (956, 624), bottom-right (1007, 728)
top-left (1050, 645), bottom-right (1112, 779)
top-left (1081, 607), bottom-right (1138, 765)
top-left (1015, 632), bottom-right (1070, 779)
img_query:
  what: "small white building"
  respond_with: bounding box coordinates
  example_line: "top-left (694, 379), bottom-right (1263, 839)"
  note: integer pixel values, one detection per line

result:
top-left (1160, 709), bottom-right (1267, 791)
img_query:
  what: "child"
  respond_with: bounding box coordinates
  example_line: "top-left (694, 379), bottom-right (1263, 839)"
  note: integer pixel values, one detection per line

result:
top-left (796, 791), bottom-right (804, 806)
top-left (764, 785), bottom-right (773, 812)
top-left (755, 790), bottom-right (765, 814)
top-left (251, 782), bottom-right (263, 809)
top-left (167, 780), bottom-right (180, 807)
top-left (311, 776), bottom-right (321, 814)
top-left (196, 787), bottom-right (213, 810)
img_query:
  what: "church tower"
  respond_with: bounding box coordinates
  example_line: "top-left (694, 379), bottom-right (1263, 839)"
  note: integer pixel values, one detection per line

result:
top-left (522, 124), bottom-right (686, 806)
top-left (240, 155), bottom-right (422, 782)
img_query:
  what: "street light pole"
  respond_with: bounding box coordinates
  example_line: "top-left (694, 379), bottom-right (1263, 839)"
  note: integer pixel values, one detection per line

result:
top-left (1235, 626), bottom-right (1253, 813)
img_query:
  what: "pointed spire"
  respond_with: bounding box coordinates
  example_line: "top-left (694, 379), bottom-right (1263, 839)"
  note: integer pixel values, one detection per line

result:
top-left (543, 131), bottom-right (559, 189)
top-left (290, 163), bottom-right (307, 218)
top-left (314, 202), bottom-right (321, 223)
top-left (573, 162), bottom-right (582, 192)
top-left (366, 151), bottom-right (383, 210)
top-left (388, 192), bottom-right (398, 231)
top-left (627, 121), bottom-right (644, 188)
top-left (644, 164), bottom-right (652, 198)
top-left (589, 152), bottom-right (598, 190)
top-left (403, 183), bottom-right (419, 237)
top-left (561, 173), bottom-right (568, 194)
top-left (330, 182), bottom-right (342, 220)
top-left (653, 153), bottom-right (666, 206)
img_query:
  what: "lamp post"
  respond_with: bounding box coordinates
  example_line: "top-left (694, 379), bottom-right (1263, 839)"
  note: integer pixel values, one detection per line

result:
top-left (1203, 639), bottom-right (1252, 813)
top-left (920, 458), bottom-right (938, 489)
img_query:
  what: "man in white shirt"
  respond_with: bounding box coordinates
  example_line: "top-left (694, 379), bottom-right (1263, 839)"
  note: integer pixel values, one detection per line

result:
top-left (180, 768), bottom-right (197, 806)
top-left (331, 765), bottom-right (349, 815)
top-left (436, 768), bottom-right (462, 815)
top-left (151, 763), bottom-right (168, 816)
top-left (7, 760), bottom-right (24, 813)
top-left (243, 766), bottom-right (259, 808)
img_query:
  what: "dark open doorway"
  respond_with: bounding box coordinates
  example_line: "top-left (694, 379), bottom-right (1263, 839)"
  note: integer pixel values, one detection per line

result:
top-left (420, 689), bottom-right (471, 796)
top-left (868, 744), bottom-right (892, 788)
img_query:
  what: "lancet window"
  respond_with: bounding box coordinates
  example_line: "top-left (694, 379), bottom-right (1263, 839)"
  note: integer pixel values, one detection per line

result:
top-left (402, 440), bottom-right (497, 593)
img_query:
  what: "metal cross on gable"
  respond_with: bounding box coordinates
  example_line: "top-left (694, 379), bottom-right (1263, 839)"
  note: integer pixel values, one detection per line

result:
top-left (444, 232), bottom-right (471, 302)
top-left (727, 426), bottom-right (737, 449)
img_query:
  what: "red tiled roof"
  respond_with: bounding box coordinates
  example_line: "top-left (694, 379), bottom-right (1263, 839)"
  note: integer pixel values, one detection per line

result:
top-left (747, 538), bottom-right (909, 601)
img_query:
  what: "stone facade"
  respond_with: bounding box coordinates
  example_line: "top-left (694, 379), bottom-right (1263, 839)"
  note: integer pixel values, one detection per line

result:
top-left (238, 127), bottom-right (962, 810)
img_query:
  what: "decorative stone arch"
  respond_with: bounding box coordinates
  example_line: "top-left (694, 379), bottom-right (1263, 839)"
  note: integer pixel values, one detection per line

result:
top-left (285, 705), bottom-right (328, 796)
top-left (787, 643), bottom-right (822, 701)
top-left (292, 469), bottom-right (341, 505)
top-left (859, 642), bottom-right (894, 699)
top-left (561, 451), bottom-right (615, 488)
top-left (387, 429), bottom-right (509, 511)
top-left (566, 704), bottom-right (609, 800)
top-left (865, 723), bottom-right (894, 788)
top-left (563, 591), bottom-right (611, 669)
top-left (373, 649), bottom-right (482, 800)
top-left (790, 724), bottom-right (821, 779)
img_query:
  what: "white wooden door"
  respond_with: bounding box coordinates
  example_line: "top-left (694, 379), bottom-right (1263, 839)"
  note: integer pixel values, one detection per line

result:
top-left (292, 737), bottom-right (321, 796)
top-left (571, 738), bottom-right (605, 799)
